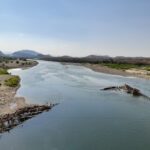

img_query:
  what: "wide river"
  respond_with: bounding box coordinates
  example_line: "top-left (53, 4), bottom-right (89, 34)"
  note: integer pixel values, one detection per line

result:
top-left (1, 60), bottom-right (150, 150)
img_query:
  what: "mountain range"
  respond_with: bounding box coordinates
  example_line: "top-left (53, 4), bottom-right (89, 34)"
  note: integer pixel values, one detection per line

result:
top-left (0, 50), bottom-right (149, 60)
top-left (0, 51), bottom-right (5, 56)
top-left (0, 50), bottom-right (112, 59)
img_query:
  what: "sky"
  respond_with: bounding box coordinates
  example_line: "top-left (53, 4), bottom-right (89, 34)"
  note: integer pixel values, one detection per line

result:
top-left (0, 0), bottom-right (150, 57)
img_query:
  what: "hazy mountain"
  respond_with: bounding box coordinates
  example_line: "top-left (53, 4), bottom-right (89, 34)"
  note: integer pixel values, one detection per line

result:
top-left (12, 50), bottom-right (46, 58)
top-left (61, 55), bottom-right (73, 58)
top-left (85, 55), bottom-right (110, 59)
top-left (0, 51), bottom-right (5, 56)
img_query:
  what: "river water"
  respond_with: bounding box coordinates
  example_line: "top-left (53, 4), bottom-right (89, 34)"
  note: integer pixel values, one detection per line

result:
top-left (1, 60), bottom-right (150, 150)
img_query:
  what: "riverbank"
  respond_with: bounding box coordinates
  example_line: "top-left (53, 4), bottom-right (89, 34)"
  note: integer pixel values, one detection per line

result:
top-left (0, 59), bottom-right (38, 70)
top-left (0, 74), bottom-right (36, 116)
top-left (62, 62), bottom-right (150, 80)
top-left (0, 59), bottom-right (38, 116)
top-left (0, 60), bottom-right (55, 133)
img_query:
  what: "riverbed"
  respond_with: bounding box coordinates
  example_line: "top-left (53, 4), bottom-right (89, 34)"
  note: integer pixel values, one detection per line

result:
top-left (1, 60), bottom-right (150, 150)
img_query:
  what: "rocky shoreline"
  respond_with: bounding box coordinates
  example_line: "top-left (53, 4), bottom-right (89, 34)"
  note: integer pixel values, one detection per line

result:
top-left (0, 104), bottom-right (57, 134)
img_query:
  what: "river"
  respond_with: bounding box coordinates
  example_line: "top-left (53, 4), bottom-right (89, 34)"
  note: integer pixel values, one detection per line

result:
top-left (1, 60), bottom-right (150, 150)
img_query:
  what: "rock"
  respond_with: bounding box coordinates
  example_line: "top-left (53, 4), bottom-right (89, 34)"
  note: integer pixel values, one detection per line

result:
top-left (101, 84), bottom-right (150, 100)
top-left (0, 104), bottom-right (58, 134)
top-left (102, 86), bottom-right (119, 91)
top-left (121, 84), bottom-right (141, 96)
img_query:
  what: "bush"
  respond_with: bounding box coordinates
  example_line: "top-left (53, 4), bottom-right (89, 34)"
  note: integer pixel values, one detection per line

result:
top-left (0, 69), bottom-right (9, 75)
top-left (5, 76), bottom-right (20, 87)
top-left (147, 73), bottom-right (150, 76)
top-left (16, 61), bottom-right (19, 64)
top-left (19, 58), bottom-right (27, 61)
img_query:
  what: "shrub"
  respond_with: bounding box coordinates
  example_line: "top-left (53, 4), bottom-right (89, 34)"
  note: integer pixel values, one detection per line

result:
top-left (16, 61), bottom-right (19, 64)
top-left (147, 73), bottom-right (150, 76)
top-left (20, 58), bottom-right (27, 61)
top-left (0, 69), bottom-right (9, 75)
top-left (5, 76), bottom-right (20, 87)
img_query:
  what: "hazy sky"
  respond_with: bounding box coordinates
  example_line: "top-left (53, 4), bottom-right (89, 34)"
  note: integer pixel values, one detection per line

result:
top-left (0, 0), bottom-right (150, 57)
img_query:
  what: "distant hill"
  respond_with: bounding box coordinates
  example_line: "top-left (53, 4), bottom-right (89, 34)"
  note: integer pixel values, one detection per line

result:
top-left (0, 51), bottom-right (5, 56)
top-left (85, 55), bottom-right (110, 59)
top-left (12, 50), bottom-right (48, 58)
top-left (1, 49), bottom-right (150, 65)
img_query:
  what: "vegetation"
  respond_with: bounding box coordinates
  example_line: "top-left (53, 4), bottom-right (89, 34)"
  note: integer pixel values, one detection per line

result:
top-left (42, 56), bottom-right (150, 71)
top-left (146, 68), bottom-right (150, 71)
top-left (0, 56), bottom-right (16, 63)
top-left (0, 56), bottom-right (35, 70)
top-left (42, 56), bottom-right (150, 65)
top-left (19, 58), bottom-right (27, 61)
top-left (100, 63), bottom-right (150, 71)
top-left (0, 69), bottom-right (9, 75)
top-left (16, 60), bottom-right (19, 64)
top-left (5, 76), bottom-right (20, 87)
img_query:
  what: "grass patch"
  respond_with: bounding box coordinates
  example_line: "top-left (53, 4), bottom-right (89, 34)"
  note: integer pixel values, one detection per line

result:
top-left (100, 63), bottom-right (150, 71)
top-left (5, 76), bottom-right (20, 87)
top-left (0, 69), bottom-right (9, 75)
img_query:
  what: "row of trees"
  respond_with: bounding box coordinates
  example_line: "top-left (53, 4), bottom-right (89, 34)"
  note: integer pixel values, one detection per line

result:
top-left (42, 56), bottom-right (150, 65)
